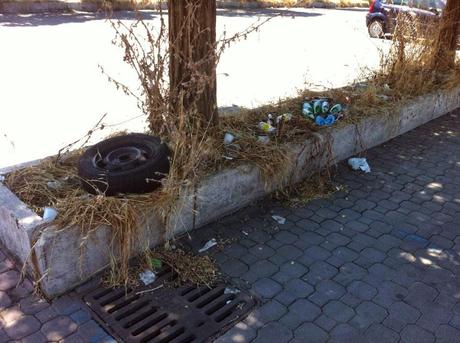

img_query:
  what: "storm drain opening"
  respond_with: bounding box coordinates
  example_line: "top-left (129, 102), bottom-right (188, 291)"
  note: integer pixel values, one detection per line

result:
top-left (80, 275), bottom-right (257, 343)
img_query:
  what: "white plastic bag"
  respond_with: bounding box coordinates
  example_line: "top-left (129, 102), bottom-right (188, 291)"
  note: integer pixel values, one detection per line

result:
top-left (272, 215), bottom-right (286, 225)
top-left (43, 207), bottom-right (58, 222)
top-left (139, 270), bottom-right (157, 286)
top-left (348, 158), bottom-right (371, 173)
top-left (199, 238), bottom-right (217, 253)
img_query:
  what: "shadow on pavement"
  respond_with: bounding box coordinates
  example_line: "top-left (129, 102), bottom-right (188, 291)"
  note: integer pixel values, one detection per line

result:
top-left (336, 7), bottom-right (369, 12)
top-left (0, 10), bottom-right (158, 27)
top-left (216, 8), bottom-right (323, 18)
top-left (0, 7), bottom-right (322, 27)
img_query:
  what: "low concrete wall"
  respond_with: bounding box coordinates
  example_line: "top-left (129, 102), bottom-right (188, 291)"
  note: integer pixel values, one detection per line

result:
top-left (1, 86), bottom-right (459, 297)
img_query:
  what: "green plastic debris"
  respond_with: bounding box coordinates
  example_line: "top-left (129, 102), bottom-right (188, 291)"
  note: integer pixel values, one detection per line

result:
top-left (150, 258), bottom-right (163, 270)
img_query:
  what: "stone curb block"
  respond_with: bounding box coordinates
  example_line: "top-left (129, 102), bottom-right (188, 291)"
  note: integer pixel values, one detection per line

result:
top-left (0, 86), bottom-right (459, 297)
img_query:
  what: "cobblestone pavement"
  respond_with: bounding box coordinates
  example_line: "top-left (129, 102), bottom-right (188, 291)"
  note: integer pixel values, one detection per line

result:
top-left (186, 111), bottom-right (460, 343)
top-left (0, 246), bottom-right (115, 342)
top-left (0, 111), bottom-right (459, 342)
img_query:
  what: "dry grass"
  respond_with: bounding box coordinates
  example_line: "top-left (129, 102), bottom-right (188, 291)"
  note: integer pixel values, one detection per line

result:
top-left (274, 171), bottom-right (345, 207)
top-left (55, 193), bottom-right (151, 287)
top-left (4, 151), bottom-right (155, 288)
top-left (145, 248), bottom-right (219, 287)
top-left (4, 153), bottom-right (81, 215)
top-left (371, 14), bottom-right (460, 100)
top-left (99, 246), bottom-right (219, 289)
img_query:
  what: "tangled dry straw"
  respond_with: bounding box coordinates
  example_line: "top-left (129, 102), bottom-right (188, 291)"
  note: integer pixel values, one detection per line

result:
top-left (274, 171), bottom-right (345, 207)
top-left (4, 153), bottom-right (156, 287)
top-left (145, 248), bottom-right (219, 287)
top-left (371, 13), bottom-right (460, 99)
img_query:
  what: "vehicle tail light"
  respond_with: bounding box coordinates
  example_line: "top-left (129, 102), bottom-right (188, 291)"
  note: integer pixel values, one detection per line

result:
top-left (369, 0), bottom-right (376, 12)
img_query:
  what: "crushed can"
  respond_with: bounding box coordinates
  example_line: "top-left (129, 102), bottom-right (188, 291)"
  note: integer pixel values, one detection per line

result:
top-left (258, 121), bottom-right (276, 134)
top-left (302, 102), bottom-right (314, 119)
top-left (324, 114), bottom-right (336, 126)
top-left (330, 104), bottom-right (343, 114)
top-left (313, 100), bottom-right (323, 114)
top-left (277, 113), bottom-right (293, 124)
top-left (257, 135), bottom-right (270, 144)
top-left (315, 115), bottom-right (325, 126)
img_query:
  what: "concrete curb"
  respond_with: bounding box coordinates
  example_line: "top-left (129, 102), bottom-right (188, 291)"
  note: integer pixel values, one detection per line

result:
top-left (0, 0), bottom-right (368, 14)
top-left (1, 86), bottom-right (459, 297)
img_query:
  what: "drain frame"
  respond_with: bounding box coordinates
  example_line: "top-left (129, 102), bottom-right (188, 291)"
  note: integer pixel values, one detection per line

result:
top-left (79, 268), bottom-right (257, 343)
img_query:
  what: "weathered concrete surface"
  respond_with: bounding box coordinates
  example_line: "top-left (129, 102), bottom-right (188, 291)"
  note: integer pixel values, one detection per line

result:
top-left (33, 211), bottom-right (165, 296)
top-left (0, 86), bottom-right (459, 297)
top-left (0, 185), bottom-right (42, 264)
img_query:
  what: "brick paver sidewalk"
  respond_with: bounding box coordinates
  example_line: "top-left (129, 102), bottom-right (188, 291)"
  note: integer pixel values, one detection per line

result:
top-left (1, 110), bottom-right (459, 342)
top-left (0, 248), bottom-right (114, 342)
top-left (202, 111), bottom-right (459, 342)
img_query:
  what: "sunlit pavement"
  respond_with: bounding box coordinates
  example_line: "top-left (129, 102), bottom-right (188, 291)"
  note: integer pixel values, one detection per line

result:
top-left (0, 8), bottom-right (389, 168)
top-left (193, 110), bottom-right (460, 343)
top-left (2, 109), bottom-right (458, 342)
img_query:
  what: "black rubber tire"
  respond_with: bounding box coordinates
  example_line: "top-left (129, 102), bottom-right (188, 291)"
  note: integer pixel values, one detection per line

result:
top-left (78, 133), bottom-right (170, 195)
top-left (368, 20), bottom-right (385, 39)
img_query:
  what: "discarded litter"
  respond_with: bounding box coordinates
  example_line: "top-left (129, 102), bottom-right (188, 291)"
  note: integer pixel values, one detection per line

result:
top-left (302, 97), bottom-right (345, 127)
top-left (139, 269), bottom-right (157, 286)
top-left (330, 104), bottom-right (343, 114)
top-left (315, 114), bottom-right (336, 127)
top-left (267, 113), bottom-right (274, 124)
top-left (272, 215), bottom-right (286, 225)
top-left (224, 287), bottom-right (240, 295)
top-left (313, 99), bottom-right (323, 114)
top-left (198, 238), bottom-right (217, 253)
top-left (258, 121), bottom-right (276, 134)
top-left (302, 102), bottom-right (314, 119)
top-left (348, 158), bottom-right (371, 173)
top-left (377, 94), bottom-right (390, 101)
top-left (46, 180), bottom-right (62, 190)
top-left (257, 135), bottom-right (270, 144)
top-left (276, 113), bottom-right (293, 124)
top-left (242, 231), bottom-right (249, 236)
top-left (0, 175), bottom-right (4, 183)
top-left (150, 258), bottom-right (162, 270)
top-left (224, 132), bottom-right (235, 145)
top-left (43, 207), bottom-right (58, 222)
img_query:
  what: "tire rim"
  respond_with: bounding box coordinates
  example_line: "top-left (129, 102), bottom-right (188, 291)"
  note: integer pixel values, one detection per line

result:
top-left (370, 22), bottom-right (383, 37)
top-left (93, 146), bottom-right (149, 171)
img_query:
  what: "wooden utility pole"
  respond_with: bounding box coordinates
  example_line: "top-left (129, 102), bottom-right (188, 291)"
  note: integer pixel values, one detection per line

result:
top-left (432, 0), bottom-right (460, 70)
top-left (168, 0), bottom-right (218, 126)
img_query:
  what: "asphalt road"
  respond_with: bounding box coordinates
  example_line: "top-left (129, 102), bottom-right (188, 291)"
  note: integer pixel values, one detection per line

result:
top-left (0, 8), bottom-right (390, 168)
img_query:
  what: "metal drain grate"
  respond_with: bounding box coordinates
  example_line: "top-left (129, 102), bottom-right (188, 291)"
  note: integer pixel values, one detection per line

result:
top-left (81, 268), bottom-right (257, 343)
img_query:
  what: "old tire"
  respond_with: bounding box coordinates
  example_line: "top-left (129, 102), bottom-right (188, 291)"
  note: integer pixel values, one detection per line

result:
top-left (78, 133), bottom-right (170, 195)
top-left (368, 20), bottom-right (385, 39)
